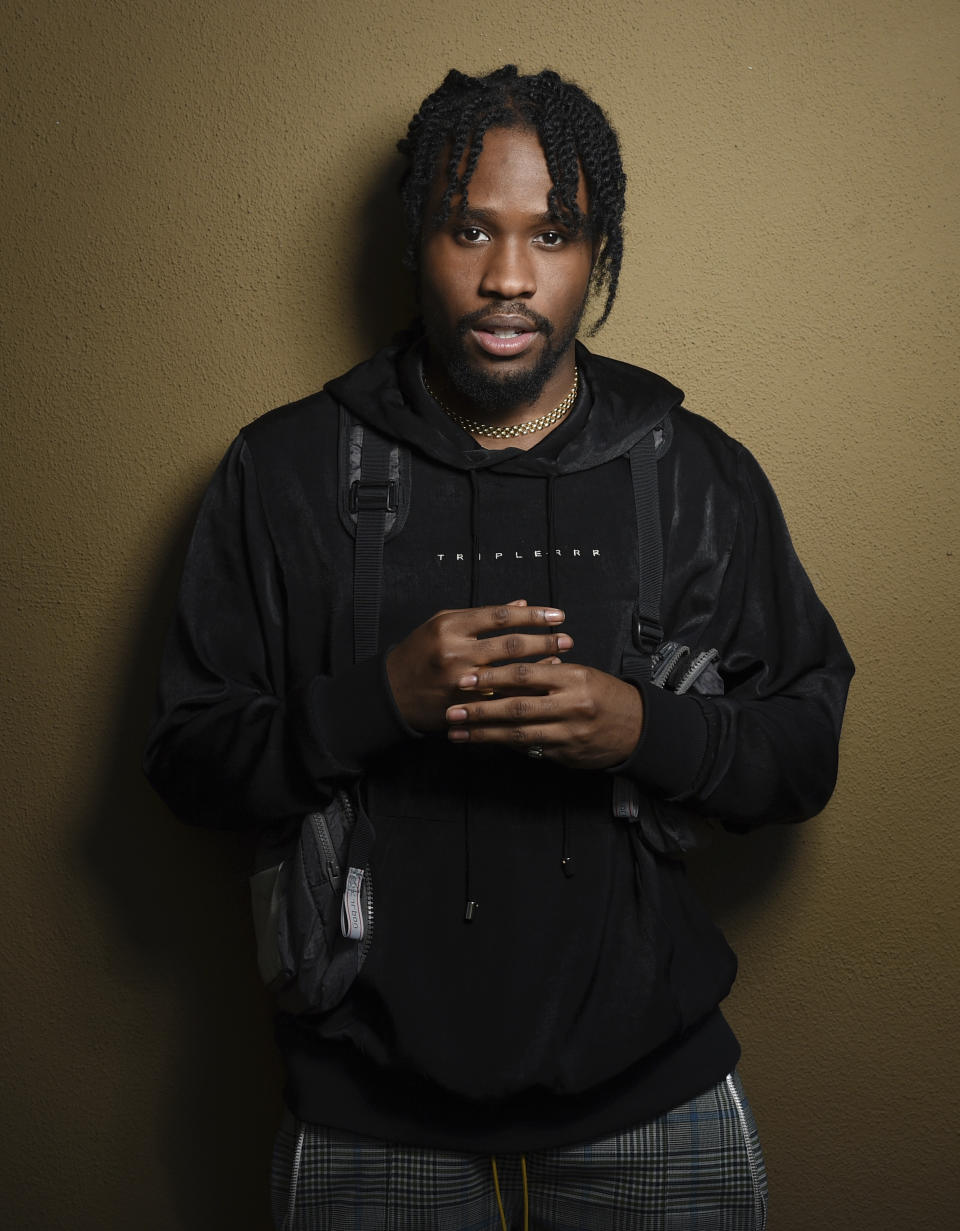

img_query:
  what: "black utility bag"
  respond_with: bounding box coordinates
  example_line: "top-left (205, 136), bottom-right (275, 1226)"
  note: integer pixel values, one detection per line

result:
top-left (250, 789), bottom-right (375, 1014)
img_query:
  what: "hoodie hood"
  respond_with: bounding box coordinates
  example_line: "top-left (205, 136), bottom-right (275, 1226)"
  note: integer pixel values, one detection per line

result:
top-left (324, 338), bottom-right (684, 474)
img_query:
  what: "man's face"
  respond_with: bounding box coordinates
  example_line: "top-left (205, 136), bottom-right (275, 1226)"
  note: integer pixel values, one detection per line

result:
top-left (419, 125), bottom-right (594, 412)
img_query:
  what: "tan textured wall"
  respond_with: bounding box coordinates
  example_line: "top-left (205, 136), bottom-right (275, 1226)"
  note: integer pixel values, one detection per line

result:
top-left (2, 1), bottom-right (957, 1227)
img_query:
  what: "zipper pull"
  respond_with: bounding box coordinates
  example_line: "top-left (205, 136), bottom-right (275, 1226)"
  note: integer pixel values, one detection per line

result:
top-left (341, 867), bottom-right (366, 941)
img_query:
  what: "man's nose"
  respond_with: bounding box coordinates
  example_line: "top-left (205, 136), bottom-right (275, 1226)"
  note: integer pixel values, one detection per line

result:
top-left (478, 238), bottom-right (535, 299)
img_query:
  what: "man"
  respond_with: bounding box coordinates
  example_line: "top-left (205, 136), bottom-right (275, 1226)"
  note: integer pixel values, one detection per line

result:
top-left (145, 66), bottom-right (852, 1230)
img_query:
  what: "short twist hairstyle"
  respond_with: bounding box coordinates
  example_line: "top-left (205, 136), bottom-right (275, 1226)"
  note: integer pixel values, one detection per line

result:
top-left (397, 65), bottom-right (626, 333)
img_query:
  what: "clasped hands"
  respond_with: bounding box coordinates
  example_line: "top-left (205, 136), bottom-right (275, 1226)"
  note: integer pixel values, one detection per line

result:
top-left (385, 599), bottom-right (644, 769)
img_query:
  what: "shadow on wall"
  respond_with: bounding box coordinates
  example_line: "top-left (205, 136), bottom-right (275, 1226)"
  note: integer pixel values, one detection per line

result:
top-left (349, 152), bottom-right (418, 352)
top-left (688, 821), bottom-right (802, 925)
top-left (81, 502), bottom-right (280, 1231)
top-left (75, 163), bottom-right (416, 1229)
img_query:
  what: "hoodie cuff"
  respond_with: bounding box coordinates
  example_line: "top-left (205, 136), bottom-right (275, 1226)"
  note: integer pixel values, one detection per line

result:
top-left (610, 680), bottom-right (709, 799)
top-left (301, 653), bottom-right (420, 775)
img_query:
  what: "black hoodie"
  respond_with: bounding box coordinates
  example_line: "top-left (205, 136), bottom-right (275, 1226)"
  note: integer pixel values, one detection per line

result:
top-left (144, 341), bottom-right (853, 1150)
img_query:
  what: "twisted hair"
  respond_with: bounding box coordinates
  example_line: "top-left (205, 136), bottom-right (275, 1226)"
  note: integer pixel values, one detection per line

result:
top-left (397, 66), bottom-right (626, 333)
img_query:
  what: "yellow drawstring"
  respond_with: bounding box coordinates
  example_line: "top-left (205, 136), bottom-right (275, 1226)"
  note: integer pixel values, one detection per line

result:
top-left (490, 1155), bottom-right (529, 1231)
top-left (491, 1157), bottom-right (508, 1231)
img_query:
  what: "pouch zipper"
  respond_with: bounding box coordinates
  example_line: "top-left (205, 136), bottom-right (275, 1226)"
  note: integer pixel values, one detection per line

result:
top-left (336, 790), bottom-right (374, 960)
top-left (310, 812), bottom-right (341, 886)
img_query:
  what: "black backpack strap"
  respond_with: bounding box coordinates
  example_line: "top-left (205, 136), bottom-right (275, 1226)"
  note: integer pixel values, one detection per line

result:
top-left (612, 414), bottom-right (722, 825)
top-left (621, 427), bottom-right (664, 682)
top-left (613, 423), bottom-right (664, 821)
top-left (351, 429), bottom-right (394, 662)
top-left (619, 413), bottom-right (720, 697)
top-left (337, 408), bottom-right (411, 664)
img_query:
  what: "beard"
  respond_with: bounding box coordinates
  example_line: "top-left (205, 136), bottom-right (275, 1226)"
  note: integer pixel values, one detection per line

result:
top-left (424, 298), bottom-right (587, 413)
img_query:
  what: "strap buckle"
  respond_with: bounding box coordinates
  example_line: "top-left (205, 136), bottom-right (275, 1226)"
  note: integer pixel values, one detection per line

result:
top-left (349, 478), bottom-right (398, 513)
top-left (633, 613), bottom-right (663, 655)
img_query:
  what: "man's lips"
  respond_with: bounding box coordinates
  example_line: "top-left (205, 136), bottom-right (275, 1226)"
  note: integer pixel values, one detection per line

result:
top-left (466, 314), bottom-right (543, 358)
top-left (471, 328), bottom-right (538, 357)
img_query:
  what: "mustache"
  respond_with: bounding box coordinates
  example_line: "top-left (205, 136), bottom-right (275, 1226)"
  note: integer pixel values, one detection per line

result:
top-left (456, 304), bottom-right (554, 338)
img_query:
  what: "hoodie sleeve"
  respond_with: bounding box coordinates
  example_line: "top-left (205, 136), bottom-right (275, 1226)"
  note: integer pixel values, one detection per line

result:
top-left (143, 434), bottom-right (415, 831)
top-left (619, 441), bottom-right (854, 829)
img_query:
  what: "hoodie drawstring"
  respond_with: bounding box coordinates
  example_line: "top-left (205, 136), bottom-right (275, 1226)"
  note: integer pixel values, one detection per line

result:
top-left (491, 1155), bottom-right (529, 1231)
top-left (561, 801), bottom-right (574, 877)
top-left (469, 469), bottom-right (481, 607)
top-left (464, 784), bottom-right (478, 922)
top-left (463, 470), bottom-right (482, 920)
top-left (545, 475), bottom-right (573, 879)
top-left (545, 473), bottom-right (560, 610)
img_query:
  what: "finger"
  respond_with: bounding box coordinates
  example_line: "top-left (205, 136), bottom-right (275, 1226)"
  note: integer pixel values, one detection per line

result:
top-left (457, 661), bottom-right (570, 693)
top-left (465, 602), bottom-right (566, 635)
top-left (446, 692), bottom-right (559, 726)
top-left (427, 598), bottom-right (527, 633)
top-left (471, 631), bottom-right (573, 670)
top-left (455, 657), bottom-right (560, 699)
top-left (448, 719), bottom-right (552, 748)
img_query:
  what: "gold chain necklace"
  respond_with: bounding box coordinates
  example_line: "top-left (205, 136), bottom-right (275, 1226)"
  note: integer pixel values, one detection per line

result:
top-left (423, 368), bottom-right (579, 439)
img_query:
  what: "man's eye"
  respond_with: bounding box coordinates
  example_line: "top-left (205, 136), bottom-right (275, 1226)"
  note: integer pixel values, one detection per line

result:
top-left (538, 231), bottom-right (565, 247)
top-left (458, 227), bottom-right (489, 244)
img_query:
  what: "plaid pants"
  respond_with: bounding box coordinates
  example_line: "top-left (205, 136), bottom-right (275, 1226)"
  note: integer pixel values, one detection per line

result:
top-left (271, 1072), bottom-right (767, 1231)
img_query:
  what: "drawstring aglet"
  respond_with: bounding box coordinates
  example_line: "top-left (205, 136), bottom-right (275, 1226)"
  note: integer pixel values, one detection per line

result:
top-left (561, 856), bottom-right (575, 878)
top-left (465, 900), bottom-right (479, 922)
